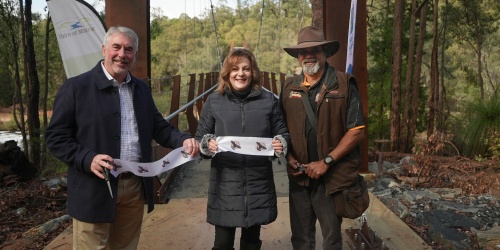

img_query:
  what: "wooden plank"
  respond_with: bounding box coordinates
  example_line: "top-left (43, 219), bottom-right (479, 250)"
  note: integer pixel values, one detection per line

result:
top-left (186, 74), bottom-right (198, 135)
top-left (168, 75), bottom-right (181, 128)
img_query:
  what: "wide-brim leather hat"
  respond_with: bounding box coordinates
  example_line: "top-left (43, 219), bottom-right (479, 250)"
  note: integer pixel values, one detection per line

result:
top-left (284, 26), bottom-right (339, 58)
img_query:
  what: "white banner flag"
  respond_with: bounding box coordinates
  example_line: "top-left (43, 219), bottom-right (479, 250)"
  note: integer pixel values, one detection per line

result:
top-left (216, 136), bottom-right (274, 156)
top-left (345, 0), bottom-right (357, 74)
top-left (110, 147), bottom-right (201, 178)
top-left (47, 0), bottom-right (106, 78)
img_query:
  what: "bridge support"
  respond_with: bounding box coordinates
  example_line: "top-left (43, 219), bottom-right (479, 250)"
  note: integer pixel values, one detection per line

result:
top-left (324, 1), bottom-right (369, 173)
top-left (105, 0), bottom-right (150, 82)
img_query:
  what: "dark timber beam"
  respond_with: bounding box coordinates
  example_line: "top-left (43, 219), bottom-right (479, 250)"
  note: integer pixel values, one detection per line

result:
top-left (324, 0), bottom-right (369, 173)
top-left (105, 0), bottom-right (151, 82)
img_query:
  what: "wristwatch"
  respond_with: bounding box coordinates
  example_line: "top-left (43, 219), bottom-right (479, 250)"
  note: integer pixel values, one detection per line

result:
top-left (323, 155), bottom-right (335, 167)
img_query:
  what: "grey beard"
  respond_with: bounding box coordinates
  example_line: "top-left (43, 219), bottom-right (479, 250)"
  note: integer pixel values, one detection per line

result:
top-left (302, 62), bottom-right (320, 75)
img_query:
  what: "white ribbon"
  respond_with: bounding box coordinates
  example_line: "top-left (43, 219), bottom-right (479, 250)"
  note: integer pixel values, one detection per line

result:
top-left (216, 136), bottom-right (274, 156)
top-left (110, 147), bottom-right (200, 177)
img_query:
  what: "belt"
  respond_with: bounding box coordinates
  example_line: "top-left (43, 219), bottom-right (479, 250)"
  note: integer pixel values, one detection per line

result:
top-left (120, 172), bottom-right (135, 179)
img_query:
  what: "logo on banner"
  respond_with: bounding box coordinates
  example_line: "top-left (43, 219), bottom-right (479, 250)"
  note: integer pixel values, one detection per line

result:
top-left (138, 166), bottom-right (149, 173)
top-left (256, 142), bottom-right (267, 151)
top-left (231, 141), bottom-right (241, 150)
top-left (112, 162), bottom-right (122, 171)
top-left (162, 159), bottom-right (170, 167)
top-left (54, 17), bottom-right (98, 40)
top-left (181, 151), bottom-right (190, 158)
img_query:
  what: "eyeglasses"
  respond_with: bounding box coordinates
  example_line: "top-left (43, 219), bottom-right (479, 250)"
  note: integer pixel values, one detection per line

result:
top-left (298, 49), bottom-right (322, 56)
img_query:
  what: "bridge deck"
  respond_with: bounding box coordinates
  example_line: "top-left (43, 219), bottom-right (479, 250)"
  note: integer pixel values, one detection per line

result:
top-left (44, 159), bottom-right (430, 250)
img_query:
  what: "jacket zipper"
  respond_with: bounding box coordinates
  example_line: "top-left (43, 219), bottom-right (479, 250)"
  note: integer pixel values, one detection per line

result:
top-left (240, 101), bottom-right (249, 226)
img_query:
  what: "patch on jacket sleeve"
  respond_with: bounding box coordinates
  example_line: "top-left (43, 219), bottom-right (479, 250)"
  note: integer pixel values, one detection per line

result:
top-left (289, 91), bottom-right (302, 98)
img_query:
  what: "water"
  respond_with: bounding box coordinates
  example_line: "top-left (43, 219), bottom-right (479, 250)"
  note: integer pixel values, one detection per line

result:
top-left (0, 131), bottom-right (25, 150)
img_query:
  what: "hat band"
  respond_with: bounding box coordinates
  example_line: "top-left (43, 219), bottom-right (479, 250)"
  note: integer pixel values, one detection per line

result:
top-left (299, 40), bottom-right (326, 44)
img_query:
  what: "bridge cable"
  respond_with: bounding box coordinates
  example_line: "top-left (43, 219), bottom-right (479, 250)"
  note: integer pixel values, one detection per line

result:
top-left (209, 0), bottom-right (222, 70)
top-left (256, 0), bottom-right (265, 58)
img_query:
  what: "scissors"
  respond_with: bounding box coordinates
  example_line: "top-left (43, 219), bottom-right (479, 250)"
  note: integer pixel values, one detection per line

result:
top-left (102, 167), bottom-right (113, 198)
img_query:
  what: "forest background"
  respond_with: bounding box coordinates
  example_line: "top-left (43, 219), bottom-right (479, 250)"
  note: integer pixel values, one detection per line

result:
top-left (0, 0), bottom-right (500, 174)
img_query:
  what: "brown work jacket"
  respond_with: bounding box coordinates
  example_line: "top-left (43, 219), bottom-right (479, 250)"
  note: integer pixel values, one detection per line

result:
top-left (280, 65), bottom-right (361, 195)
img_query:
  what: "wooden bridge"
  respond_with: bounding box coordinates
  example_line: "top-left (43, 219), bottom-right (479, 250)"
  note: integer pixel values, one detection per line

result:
top-left (158, 71), bottom-right (286, 135)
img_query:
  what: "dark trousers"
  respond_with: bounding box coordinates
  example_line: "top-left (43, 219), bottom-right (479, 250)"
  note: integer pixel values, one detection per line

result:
top-left (289, 180), bottom-right (343, 250)
top-left (213, 225), bottom-right (261, 250)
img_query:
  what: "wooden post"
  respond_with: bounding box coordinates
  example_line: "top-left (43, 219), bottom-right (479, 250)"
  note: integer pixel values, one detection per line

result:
top-left (169, 75), bottom-right (181, 128)
top-left (271, 72), bottom-right (278, 95)
top-left (186, 74), bottom-right (198, 135)
top-left (105, 0), bottom-right (150, 82)
top-left (324, 0), bottom-right (369, 173)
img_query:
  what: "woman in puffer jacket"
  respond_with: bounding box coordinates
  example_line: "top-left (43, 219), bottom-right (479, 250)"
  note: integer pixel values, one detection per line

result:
top-left (195, 49), bottom-right (290, 250)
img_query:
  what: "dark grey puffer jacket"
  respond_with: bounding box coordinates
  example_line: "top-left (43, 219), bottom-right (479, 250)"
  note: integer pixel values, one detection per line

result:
top-left (195, 87), bottom-right (290, 227)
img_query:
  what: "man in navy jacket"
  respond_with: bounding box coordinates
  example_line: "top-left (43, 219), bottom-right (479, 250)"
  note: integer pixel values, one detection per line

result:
top-left (45, 26), bottom-right (199, 249)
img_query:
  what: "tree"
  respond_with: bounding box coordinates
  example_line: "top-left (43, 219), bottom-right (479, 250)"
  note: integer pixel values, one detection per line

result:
top-left (0, 1), bottom-right (18, 107)
top-left (447, 0), bottom-right (500, 98)
top-left (23, 0), bottom-right (42, 169)
top-left (401, 0), bottom-right (418, 152)
top-left (427, 0), bottom-right (439, 137)
top-left (389, 0), bottom-right (405, 151)
top-left (408, 1), bottom-right (429, 152)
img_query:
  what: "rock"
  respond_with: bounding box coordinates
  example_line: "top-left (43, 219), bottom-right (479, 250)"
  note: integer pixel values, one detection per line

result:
top-left (417, 210), bottom-right (480, 249)
top-left (471, 226), bottom-right (500, 247)
top-left (15, 207), bottom-right (27, 218)
top-left (22, 214), bottom-right (71, 238)
top-left (0, 140), bottom-right (37, 182)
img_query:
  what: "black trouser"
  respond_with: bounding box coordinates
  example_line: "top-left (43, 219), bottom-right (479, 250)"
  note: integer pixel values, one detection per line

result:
top-left (213, 225), bottom-right (262, 250)
top-left (289, 180), bottom-right (343, 250)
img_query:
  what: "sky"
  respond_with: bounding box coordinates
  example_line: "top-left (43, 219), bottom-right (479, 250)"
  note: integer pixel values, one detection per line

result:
top-left (31, 0), bottom-right (238, 19)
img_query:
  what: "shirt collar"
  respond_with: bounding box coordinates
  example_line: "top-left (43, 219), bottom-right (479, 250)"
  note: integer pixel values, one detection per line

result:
top-left (101, 61), bottom-right (132, 86)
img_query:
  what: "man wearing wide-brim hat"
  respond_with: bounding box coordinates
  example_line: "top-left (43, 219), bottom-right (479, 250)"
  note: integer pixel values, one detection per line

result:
top-left (279, 26), bottom-right (366, 249)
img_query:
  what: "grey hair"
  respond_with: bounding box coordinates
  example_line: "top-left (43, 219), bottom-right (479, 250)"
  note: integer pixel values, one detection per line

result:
top-left (103, 26), bottom-right (139, 51)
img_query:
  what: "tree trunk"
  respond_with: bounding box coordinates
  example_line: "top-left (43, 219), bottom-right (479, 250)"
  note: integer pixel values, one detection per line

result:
top-left (437, 0), bottom-right (448, 132)
top-left (41, 15), bottom-right (52, 168)
top-left (428, 0), bottom-right (439, 138)
top-left (24, 0), bottom-right (41, 169)
top-left (18, 0), bottom-right (30, 154)
top-left (409, 1), bottom-right (428, 151)
top-left (402, 0), bottom-right (418, 153)
top-left (477, 39), bottom-right (484, 98)
top-left (390, 0), bottom-right (405, 151)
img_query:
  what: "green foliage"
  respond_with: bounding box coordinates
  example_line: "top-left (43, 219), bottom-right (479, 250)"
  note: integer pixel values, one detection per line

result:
top-left (453, 95), bottom-right (500, 157)
top-left (0, 67), bottom-right (15, 107)
top-left (484, 136), bottom-right (500, 161)
top-left (41, 153), bottom-right (68, 177)
top-left (149, 0), bottom-right (310, 81)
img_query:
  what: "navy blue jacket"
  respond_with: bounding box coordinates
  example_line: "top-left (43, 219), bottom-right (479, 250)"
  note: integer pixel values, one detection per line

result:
top-left (46, 61), bottom-right (191, 223)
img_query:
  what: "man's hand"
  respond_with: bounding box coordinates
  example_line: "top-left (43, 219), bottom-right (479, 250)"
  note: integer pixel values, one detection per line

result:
top-left (286, 154), bottom-right (304, 177)
top-left (91, 154), bottom-right (114, 179)
top-left (183, 138), bottom-right (200, 156)
top-left (304, 160), bottom-right (329, 179)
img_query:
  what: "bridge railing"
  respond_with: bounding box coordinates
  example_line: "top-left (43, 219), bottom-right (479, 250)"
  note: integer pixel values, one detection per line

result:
top-left (150, 71), bottom-right (289, 203)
